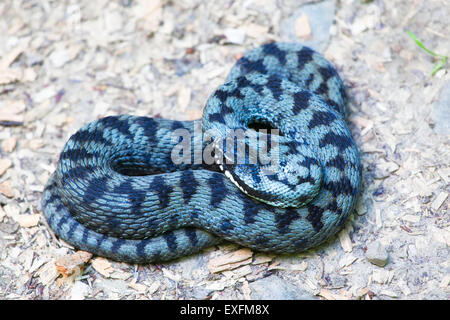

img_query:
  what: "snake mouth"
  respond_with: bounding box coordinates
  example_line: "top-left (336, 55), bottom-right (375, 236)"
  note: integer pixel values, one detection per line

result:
top-left (213, 147), bottom-right (251, 196)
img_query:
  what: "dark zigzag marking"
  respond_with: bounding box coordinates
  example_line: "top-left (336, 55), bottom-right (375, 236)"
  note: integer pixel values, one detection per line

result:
top-left (59, 148), bottom-right (96, 163)
top-left (111, 239), bottom-right (125, 253)
top-left (306, 205), bottom-right (324, 232)
top-left (115, 117), bottom-right (132, 138)
top-left (81, 176), bottom-right (108, 205)
top-left (74, 125), bottom-right (112, 148)
top-left (323, 176), bottom-right (356, 198)
top-left (81, 227), bottom-right (90, 245)
top-left (184, 228), bottom-right (198, 246)
top-left (163, 233), bottom-right (177, 252)
top-left (243, 201), bottom-right (262, 224)
top-left (319, 131), bottom-right (353, 152)
top-left (266, 75), bottom-right (283, 100)
top-left (136, 239), bottom-right (148, 258)
top-left (66, 219), bottom-right (78, 240)
top-left (236, 76), bottom-right (264, 95)
top-left (263, 42), bottom-right (287, 65)
top-left (292, 91), bottom-right (312, 114)
top-left (275, 208), bottom-right (299, 233)
top-left (152, 176), bottom-right (172, 209)
top-left (306, 73), bottom-right (315, 88)
top-left (180, 170), bottom-right (198, 204)
top-left (325, 154), bottom-right (346, 171)
top-left (307, 110), bottom-right (336, 129)
top-left (318, 66), bottom-right (337, 81)
top-left (62, 165), bottom-right (95, 183)
top-left (297, 46), bottom-right (315, 66)
top-left (208, 174), bottom-right (227, 208)
top-left (236, 57), bottom-right (267, 74)
top-left (135, 117), bottom-right (159, 145)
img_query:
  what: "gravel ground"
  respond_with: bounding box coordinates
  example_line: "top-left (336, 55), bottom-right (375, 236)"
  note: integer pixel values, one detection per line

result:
top-left (0, 0), bottom-right (448, 300)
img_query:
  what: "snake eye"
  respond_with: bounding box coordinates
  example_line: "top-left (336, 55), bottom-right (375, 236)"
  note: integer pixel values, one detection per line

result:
top-left (247, 118), bottom-right (283, 136)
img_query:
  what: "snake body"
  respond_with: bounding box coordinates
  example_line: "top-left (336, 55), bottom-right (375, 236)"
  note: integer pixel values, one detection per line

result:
top-left (42, 43), bottom-right (361, 263)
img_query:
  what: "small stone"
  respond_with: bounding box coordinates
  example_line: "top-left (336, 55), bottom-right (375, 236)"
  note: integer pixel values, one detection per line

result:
top-left (281, 0), bottom-right (336, 52)
top-left (366, 241), bottom-right (389, 267)
top-left (249, 275), bottom-right (316, 300)
top-left (223, 28), bottom-right (246, 45)
top-left (70, 281), bottom-right (90, 300)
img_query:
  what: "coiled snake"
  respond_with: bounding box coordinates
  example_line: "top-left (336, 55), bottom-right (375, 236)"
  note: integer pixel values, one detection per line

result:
top-left (42, 43), bottom-right (361, 263)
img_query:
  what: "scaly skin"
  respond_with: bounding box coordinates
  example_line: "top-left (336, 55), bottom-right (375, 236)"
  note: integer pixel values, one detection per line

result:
top-left (41, 43), bottom-right (361, 263)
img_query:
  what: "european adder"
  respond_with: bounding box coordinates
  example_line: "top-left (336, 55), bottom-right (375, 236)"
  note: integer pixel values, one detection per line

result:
top-left (42, 43), bottom-right (362, 263)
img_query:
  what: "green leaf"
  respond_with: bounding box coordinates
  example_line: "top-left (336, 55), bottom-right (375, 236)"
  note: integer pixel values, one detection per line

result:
top-left (431, 57), bottom-right (448, 76)
top-left (406, 31), bottom-right (447, 59)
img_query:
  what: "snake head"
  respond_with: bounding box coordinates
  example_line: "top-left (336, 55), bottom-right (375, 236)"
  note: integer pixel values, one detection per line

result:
top-left (214, 129), bottom-right (323, 208)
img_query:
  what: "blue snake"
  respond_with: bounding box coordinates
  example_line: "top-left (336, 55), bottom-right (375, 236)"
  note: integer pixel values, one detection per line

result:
top-left (41, 43), bottom-right (361, 263)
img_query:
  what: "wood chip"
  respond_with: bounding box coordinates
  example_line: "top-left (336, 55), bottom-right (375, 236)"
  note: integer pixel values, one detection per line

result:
top-left (339, 254), bottom-right (358, 268)
top-left (0, 159), bottom-right (12, 177)
top-left (208, 248), bottom-right (253, 273)
top-left (1, 137), bottom-right (17, 152)
top-left (15, 214), bottom-right (40, 227)
top-left (0, 100), bottom-right (26, 122)
top-left (338, 228), bottom-right (353, 252)
top-left (0, 68), bottom-right (22, 85)
top-left (431, 191), bottom-right (448, 211)
top-left (162, 268), bottom-right (181, 282)
top-left (0, 47), bottom-right (24, 69)
top-left (242, 280), bottom-right (251, 300)
top-left (148, 281), bottom-right (161, 295)
top-left (37, 261), bottom-right (60, 285)
top-left (0, 180), bottom-right (14, 198)
top-left (252, 253), bottom-right (275, 265)
top-left (290, 261), bottom-right (308, 271)
top-left (295, 13), bottom-right (311, 40)
top-left (177, 86), bottom-right (191, 111)
top-left (91, 257), bottom-right (113, 277)
top-left (439, 274), bottom-right (450, 288)
top-left (128, 278), bottom-right (147, 293)
top-left (355, 287), bottom-right (370, 299)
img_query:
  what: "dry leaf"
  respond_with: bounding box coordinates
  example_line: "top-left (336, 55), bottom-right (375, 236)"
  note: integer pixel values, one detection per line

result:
top-left (54, 251), bottom-right (93, 278)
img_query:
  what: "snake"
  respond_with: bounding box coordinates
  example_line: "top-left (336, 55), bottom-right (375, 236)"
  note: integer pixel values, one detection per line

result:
top-left (41, 42), bottom-right (361, 263)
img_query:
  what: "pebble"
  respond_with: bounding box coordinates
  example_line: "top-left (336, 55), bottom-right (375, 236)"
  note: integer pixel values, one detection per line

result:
top-left (223, 28), bottom-right (246, 45)
top-left (70, 281), bottom-right (90, 300)
top-left (281, 0), bottom-right (336, 52)
top-left (249, 275), bottom-right (316, 300)
top-left (366, 241), bottom-right (389, 267)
